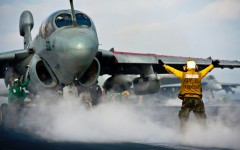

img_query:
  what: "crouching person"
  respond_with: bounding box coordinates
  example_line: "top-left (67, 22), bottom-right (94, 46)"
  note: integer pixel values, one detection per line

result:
top-left (6, 77), bottom-right (30, 128)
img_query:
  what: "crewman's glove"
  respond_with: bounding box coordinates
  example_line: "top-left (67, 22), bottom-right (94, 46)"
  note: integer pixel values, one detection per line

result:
top-left (158, 60), bottom-right (165, 66)
top-left (212, 60), bottom-right (220, 67)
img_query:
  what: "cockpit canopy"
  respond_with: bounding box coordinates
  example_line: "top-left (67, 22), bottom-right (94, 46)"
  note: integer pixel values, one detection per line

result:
top-left (39, 10), bottom-right (94, 37)
top-left (55, 13), bottom-right (91, 28)
top-left (207, 75), bottom-right (215, 80)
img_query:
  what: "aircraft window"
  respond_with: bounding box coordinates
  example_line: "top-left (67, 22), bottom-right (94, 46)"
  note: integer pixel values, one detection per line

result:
top-left (76, 13), bottom-right (91, 27)
top-left (40, 18), bottom-right (55, 37)
top-left (55, 14), bottom-right (72, 28)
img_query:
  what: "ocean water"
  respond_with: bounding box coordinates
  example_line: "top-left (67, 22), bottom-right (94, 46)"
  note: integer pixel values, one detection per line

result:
top-left (0, 95), bottom-right (240, 150)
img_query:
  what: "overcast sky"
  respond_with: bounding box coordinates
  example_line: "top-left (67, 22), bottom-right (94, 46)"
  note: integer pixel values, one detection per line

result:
top-left (0, 0), bottom-right (240, 83)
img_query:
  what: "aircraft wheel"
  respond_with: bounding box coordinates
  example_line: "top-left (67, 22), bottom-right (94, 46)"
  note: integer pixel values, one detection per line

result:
top-left (0, 103), bottom-right (8, 128)
top-left (0, 106), bottom-right (2, 126)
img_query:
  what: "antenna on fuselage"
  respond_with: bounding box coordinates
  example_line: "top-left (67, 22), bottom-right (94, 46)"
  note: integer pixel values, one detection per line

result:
top-left (69, 0), bottom-right (77, 26)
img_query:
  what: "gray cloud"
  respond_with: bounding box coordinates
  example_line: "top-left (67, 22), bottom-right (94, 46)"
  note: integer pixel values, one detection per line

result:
top-left (0, 0), bottom-right (240, 82)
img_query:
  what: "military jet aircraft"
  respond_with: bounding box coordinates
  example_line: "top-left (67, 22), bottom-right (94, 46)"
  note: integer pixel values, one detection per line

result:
top-left (0, 0), bottom-right (240, 98)
top-left (203, 75), bottom-right (240, 94)
top-left (158, 75), bottom-right (240, 100)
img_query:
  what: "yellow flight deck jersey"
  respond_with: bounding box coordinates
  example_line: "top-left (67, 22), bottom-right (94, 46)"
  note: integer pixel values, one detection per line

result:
top-left (163, 64), bottom-right (214, 100)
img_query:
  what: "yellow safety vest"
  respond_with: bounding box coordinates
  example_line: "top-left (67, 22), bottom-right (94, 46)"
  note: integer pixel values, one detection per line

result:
top-left (179, 70), bottom-right (202, 99)
top-left (163, 64), bottom-right (214, 100)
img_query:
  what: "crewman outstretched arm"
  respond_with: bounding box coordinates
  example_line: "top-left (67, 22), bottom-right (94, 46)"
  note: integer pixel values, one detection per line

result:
top-left (163, 65), bottom-right (183, 79)
top-left (199, 64), bottom-right (214, 79)
top-left (158, 59), bottom-right (183, 78)
top-left (199, 60), bottom-right (219, 79)
top-left (20, 78), bottom-right (30, 87)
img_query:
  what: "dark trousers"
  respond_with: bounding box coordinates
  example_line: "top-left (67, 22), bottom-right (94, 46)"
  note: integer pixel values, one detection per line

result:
top-left (178, 98), bottom-right (207, 132)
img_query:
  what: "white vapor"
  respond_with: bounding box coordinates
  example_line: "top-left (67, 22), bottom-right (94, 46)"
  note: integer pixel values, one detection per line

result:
top-left (19, 95), bottom-right (240, 149)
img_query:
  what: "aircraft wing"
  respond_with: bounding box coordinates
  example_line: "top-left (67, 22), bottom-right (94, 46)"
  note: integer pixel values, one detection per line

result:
top-left (97, 49), bottom-right (240, 75)
top-left (0, 49), bottom-right (30, 60)
top-left (221, 83), bottom-right (240, 94)
top-left (0, 49), bottom-right (30, 78)
top-left (221, 83), bottom-right (240, 88)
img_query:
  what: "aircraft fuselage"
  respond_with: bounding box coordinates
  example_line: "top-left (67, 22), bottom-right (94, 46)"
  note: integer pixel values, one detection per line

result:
top-left (28, 10), bottom-right (99, 87)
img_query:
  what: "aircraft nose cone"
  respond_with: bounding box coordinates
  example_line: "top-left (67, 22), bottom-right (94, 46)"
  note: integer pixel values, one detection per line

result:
top-left (66, 35), bottom-right (96, 62)
top-left (46, 28), bottom-right (99, 84)
top-left (54, 28), bottom-right (98, 63)
top-left (215, 84), bottom-right (222, 91)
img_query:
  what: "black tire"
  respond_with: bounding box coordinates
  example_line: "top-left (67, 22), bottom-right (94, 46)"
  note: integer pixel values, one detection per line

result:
top-left (0, 105), bottom-right (2, 126)
top-left (0, 103), bottom-right (9, 128)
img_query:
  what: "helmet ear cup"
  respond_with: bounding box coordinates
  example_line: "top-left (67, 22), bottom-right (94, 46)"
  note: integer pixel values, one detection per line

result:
top-left (195, 65), bottom-right (198, 71)
top-left (183, 65), bottom-right (187, 71)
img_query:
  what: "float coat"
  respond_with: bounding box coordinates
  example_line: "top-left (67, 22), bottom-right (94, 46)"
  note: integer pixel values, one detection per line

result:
top-left (163, 64), bottom-right (214, 100)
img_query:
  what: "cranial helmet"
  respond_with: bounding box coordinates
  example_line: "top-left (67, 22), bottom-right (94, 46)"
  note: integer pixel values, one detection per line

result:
top-left (183, 60), bottom-right (198, 71)
top-left (14, 78), bottom-right (19, 83)
top-left (187, 60), bottom-right (196, 69)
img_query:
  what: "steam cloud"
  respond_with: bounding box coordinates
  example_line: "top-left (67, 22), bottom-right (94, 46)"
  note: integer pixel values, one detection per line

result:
top-left (19, 93), bottom-right (240, 149)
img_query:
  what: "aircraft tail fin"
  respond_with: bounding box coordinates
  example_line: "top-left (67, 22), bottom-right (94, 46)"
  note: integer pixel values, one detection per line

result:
top-left (19, 11), bottom-right (34, 49)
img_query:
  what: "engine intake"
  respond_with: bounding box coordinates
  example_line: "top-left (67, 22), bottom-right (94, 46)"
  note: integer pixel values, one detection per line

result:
top-left (79, 57), bottom-right (100, 86)
top-left (26, 55), bottom-right (57, 94)
top-left (103, 74), bottom-right (132, 92)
